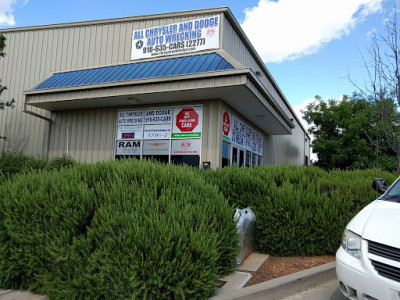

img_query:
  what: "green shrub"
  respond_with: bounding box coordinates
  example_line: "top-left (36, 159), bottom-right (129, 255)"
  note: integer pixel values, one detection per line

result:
top-left (47, 154), bottom-right (76, 170)
top-left (1, 157), bottom-right (397, 297)
top-left (0, 151), bottom-right (46, 177)
top-left (0, 167), bottom-right (97, 291)
top-left (204, 165), bottom-right (397, 256)
top-left (0, 152), bottom-right (76, 178)
top-left (0, 159), bottom-right (238, 299)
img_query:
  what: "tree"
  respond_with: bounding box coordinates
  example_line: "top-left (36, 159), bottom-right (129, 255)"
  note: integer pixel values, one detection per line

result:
top-left (302, 94), bottom-right (397, 171)
top-left (0, 33), bottom-right (15, 141)
top-left (350, 6), bottom-right (400, 173)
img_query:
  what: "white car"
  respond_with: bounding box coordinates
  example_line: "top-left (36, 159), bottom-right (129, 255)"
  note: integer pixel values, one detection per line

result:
top-left (336, 178), bottom-right (400, 300)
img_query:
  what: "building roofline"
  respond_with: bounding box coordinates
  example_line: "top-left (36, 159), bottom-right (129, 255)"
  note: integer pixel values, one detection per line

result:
top-left (0, 6), bottom-right (309, 138)
top-left (221, 9), bottom-right (311, 139)
top-left (0, 7), bottom-right (230, 33)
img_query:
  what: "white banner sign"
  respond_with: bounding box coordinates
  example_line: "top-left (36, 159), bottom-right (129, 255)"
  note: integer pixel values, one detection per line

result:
top-left (144, 108), bottom-right (172, 124)
top-left (117, 111), bottom-right (143, 125)
top-left (115, 140), bottom-right (141, 155)
top-left (143, 140), bottom-right (170, 155)
top-left (131, 15), bottom-right (220, 60)
top-left (117, 126), bottom-right (143, 140)
top-left (171, 139), bottom-right (201, 155)
top-left (143, 124), bottom-right (171, 139)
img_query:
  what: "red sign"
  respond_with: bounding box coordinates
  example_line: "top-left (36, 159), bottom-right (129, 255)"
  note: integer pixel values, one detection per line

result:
top-left (176, 108), bottom-right (199, 132)
top-left (223, 111), bottom-right (230, 136)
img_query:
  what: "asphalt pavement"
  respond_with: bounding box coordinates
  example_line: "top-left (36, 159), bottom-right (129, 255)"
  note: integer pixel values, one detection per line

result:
top-left (280, 279), bottom-right (347, 300)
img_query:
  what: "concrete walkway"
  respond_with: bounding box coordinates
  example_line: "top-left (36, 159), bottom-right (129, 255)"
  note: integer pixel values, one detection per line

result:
top-left (213, 259), bottom-right (336, 300)
top-left (0, 289), bottom-right (47, 300)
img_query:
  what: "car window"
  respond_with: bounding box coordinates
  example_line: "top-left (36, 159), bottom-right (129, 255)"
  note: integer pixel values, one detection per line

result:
top-left (384, 178), bottom-right (400, 200)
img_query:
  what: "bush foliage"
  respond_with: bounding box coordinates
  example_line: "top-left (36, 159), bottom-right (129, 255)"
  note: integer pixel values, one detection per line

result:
top-left (204, 165), bottom-right (397, 256)
top-left (0, 155), bottom-right (397, 298)
top-left (0, 159), bottom-right (238, 299)
top-left (0, 151), bottom-right (76, 177)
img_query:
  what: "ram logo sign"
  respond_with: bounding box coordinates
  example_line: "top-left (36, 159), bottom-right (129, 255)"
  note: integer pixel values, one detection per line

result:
top-left (115, 140), bottom-right (141, 155)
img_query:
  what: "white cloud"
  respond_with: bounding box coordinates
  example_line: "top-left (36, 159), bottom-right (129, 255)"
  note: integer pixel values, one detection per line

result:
top-left (0, 0), bottom-right (20, 26)
top-left (241, 0), bottom-right (383, 63)
top-left (292, 97), bottom-right (318, 161)
top-left (366, 27), bottom-right (377, 38)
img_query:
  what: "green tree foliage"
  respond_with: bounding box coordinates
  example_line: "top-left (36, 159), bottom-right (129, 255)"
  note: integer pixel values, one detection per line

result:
top-left (302, 94), bottom-right (397, 171)
top-left (0, 34), bottom-right (15, 141)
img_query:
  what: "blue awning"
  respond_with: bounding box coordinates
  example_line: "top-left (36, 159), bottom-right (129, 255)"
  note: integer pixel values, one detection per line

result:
top-left (34, 53), bottom-right (234, 90)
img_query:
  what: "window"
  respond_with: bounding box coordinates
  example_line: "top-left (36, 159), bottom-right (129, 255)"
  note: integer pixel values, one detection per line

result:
top-left (222, 109), bottom-right (263, 168)
top-left (222, 141), bottom-right (230, 168)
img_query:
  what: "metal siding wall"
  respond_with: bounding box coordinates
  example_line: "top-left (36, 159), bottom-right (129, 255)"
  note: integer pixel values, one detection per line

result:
top-left (0, 15), bottom-right (211, 159)
top-left (1, 12), bottom-right (252, 161)
top-left (0, 30), bottom-right (49, 155)
top-left (265, 122), bottom-right (307, 165)
top-left (222, 15), bottom-right (309, 165)
top-left (221, 17), bottom-right (292, 118)
top-left (48, 107), bottom-right (116, 162)
top-left (222, 18), bottom-right (286, 116)
top-left (201, 99), bottom-right (222, 168)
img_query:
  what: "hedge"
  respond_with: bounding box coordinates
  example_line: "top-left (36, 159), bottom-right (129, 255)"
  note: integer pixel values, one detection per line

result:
top-left (0, 151), bottom-right (76, 178)
top-left (203, 165), bottom-right (397, 256)
top-left (0, 159), bottom-right (238, 299)
top-left (1, 156), bottom-right (398, 297)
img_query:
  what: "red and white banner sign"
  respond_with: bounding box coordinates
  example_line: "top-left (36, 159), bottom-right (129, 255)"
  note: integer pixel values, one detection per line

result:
top-left (222, 110), bottom-right (232, 141)
top-left (171, 139), bottom-right (201, 155)
top-left (172, 106), bottom-right (202, 138)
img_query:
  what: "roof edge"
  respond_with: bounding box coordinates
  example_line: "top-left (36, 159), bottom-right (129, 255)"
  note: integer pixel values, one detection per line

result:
top-left (0, 7), bottom-right (229, 33)
top-left (222, 9), bottom-right (310, 138)
top-left (23, 68), bottom-right (249, 95)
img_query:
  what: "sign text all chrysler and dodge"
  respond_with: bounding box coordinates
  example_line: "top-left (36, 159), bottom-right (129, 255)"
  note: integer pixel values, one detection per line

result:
top-left (131, 16), bottom-right (220, 60)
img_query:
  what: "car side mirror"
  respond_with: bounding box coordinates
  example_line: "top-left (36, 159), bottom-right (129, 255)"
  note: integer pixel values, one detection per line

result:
top-left (372, 178), bottom-right (388, 194)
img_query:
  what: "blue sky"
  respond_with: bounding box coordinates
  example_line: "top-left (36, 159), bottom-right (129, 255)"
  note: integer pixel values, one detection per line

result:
top-left (0, 0), bottom-right (397, 113)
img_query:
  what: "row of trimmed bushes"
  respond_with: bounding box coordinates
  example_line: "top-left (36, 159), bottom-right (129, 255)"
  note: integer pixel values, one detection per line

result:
top-left (0, 152), bottom-right (397, 298)
top-left (0, 151), bottom-right (76, 177)
top-left (203, 165), bottom-right (397, 256)
top-left (0, 158), bottom-right (238, 299)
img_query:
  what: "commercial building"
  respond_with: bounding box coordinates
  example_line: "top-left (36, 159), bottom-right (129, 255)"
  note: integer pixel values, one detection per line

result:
top-left (0, 7), bottom-right (310, 168)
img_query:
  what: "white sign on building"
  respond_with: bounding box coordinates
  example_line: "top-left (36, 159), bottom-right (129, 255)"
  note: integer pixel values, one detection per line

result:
top-left (116, 125), bottom-right (143, 140)
top-left (131, 15), bottom-right (220, 60)
top-left (115, 140), bottom-right (141, 155)
top-left (143, 140), bottom-right (170, 155)
top-left (171, 139), bottom-right (201, 155)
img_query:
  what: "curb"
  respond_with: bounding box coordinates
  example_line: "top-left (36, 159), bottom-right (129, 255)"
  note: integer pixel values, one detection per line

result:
top-left (213, 261), bottom-right (336, 300)
top-left (0, 262), bottom-right (336, 300)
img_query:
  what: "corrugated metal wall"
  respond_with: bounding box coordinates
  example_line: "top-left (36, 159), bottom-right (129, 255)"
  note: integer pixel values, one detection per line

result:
top-left (265, 126), bottom-right (308, 166)
top-left (202, 99), bottom-right (223, 167)
top-left (49, 107), bottom-right (116, 162)
top-left (0, 30), bottom-right (50, 155)
top-left (221, 14), bottom-right (309, 166)
top-left (1, 9), bottom-right (309, 165)
top-left (49, 100), bottom-right (222, 165)
top-left (221, 16), bottom-right (292, 118)
top-left (0, 12), bottom-right (218, 160)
